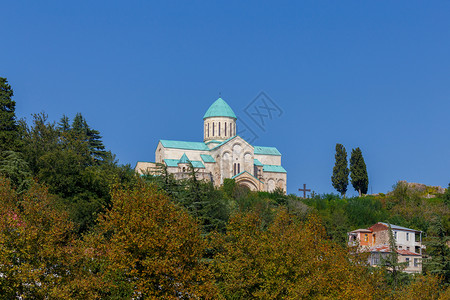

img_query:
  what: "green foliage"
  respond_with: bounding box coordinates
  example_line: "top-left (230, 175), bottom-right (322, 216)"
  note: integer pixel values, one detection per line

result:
top-left (0, 151), bottom-right (32, 194)
top-left (424, 217), bottom-right (450, 285)
top-left (0, 77), bottom-right (21, 155)
top-left (350, 147), bottom-right (369, 196)
top-left (380, 224), bottom-right (410, 289)
top-left (331, 143), bottom-right (349, 197)
top-left (444, 183), bottom-right (450, 206)
top-left (21, 113), bottom-right (137, 234)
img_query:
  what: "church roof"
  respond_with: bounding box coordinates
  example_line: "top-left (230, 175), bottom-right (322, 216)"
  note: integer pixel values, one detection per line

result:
top-left (164, 158), bottom-right (205, 169)
top-left (254, 146), bottom-right (281, 156)
top-left (160, 140), bottom-right (210, 151)
top-left (203, 98), bottom-right (237, 120)
top-left (178, 153), bottom-right (190, 164)
top-left (254, 159), bottom-right (263, 166)
top-left (231, 170), bottom-right (263, 183)
top-left (200, 154), bottom-right (216, 163)
top-left (263, 165), bottom-right (287, 173)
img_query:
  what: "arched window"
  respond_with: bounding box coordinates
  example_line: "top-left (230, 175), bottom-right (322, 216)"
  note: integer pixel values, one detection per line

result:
top-left (213, 122), bottom-right (215, 136)
top-left (219, 122), bottom-right (221, 136)
top-left (207, 123), bottom-right (210, 137)
top-left (233, 163), bottom-right (236, 176)
top-left (230, 123), bottom-right (232, 136)
top-left (225, 122), bottom-right (227, 136)
top-left (238, 163), bottom-right (240, 174)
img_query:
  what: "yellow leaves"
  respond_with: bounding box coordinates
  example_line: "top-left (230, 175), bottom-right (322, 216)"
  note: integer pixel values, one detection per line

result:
top-left (69, 182), bottom-right (218, 298)
top-left (212, 208), bottom-right (386, 299)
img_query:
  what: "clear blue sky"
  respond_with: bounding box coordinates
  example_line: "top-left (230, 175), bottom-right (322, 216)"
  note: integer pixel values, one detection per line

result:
top-left (2, 1), bottom-right (449, 196)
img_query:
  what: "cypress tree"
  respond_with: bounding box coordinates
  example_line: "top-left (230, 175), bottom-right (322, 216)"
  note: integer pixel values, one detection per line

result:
top-left (350, 147), bottom-right (369, 197)
top-left (424, 217), bottom-right (450, 285)
top-left (0, 77), bottom-right (20, 156)
top-left (331, 143), bottom-right (349, 198)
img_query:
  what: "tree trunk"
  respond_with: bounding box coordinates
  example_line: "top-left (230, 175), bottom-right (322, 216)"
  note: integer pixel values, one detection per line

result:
top-left (359, 189), bottom-right (362, 197)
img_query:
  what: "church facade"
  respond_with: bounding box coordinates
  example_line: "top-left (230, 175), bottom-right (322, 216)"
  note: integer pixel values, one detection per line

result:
top-left (135, 98), bottom-right (287, 192)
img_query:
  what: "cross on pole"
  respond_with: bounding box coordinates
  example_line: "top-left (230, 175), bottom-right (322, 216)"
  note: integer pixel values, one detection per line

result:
top-left (298, 184), bottom-right (311, 198)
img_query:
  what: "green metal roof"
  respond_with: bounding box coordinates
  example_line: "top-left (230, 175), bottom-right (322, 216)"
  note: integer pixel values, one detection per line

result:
top-left (164, 159), bottom-right (179, 167)
top-left (191, 161), bottom-right (205, 168)
top-left (254, 159), bottom-right (263, 166)
top-left (231, 170), bottom-right (263, 183)
top-left (205, 140), bottom-right (222, 145)
top-left (164, 158), bottom-right (205, 169)
top-left (254, 146), bottom-right (281, 156)
top-left (178, 153), bottom-right (190, 164)
top-left (263, 165), bottom-right (287, 173)
top-left (200, 154), bottom-right (216, 163)
top-left (203, 98), bottom-right (237, 120)
top-left (160, 140), bottom-right (210, 151)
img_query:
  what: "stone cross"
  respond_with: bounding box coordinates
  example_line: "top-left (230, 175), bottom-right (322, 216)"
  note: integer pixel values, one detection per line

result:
top-left (298, 184), bottom-right (311, 198)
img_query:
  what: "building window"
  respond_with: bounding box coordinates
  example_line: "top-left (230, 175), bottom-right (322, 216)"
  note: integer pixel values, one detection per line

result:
top-left (399, 246), bottom-right (402, 249)
top-left (364, 234), bottom-right (368, 242)
top-left (225, 122), bottom-right (227, 136)
top-left (208, 123), bottom-right (210, 137)
top-left (394, 231), bottom-right (397, 240)
top-left (230, 123), bottom-right (232, 136)
top-left (414, 258), bottom-right (419, 267)
top-left (237, 163), bottom-right (240, 174)
top-left (213, 123), bottom-right (215, 136)
top-left (407, 247), bottom-right (410, 251)
top-left (233, 163), bottom-right (236, 176)
top-left (406, 258), bottom-right (410, 266)
top-left (406, 232), bottom-right (409, 241)
top-left (218, 122), bottom-right (221, 136)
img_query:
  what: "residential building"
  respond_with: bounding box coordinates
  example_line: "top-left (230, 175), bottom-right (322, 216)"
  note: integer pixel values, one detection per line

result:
top-left (348, 222), bottom-right (423, 273)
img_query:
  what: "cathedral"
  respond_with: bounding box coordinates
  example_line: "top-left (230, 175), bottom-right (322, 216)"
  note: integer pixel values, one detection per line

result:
top-left (135, 98), bottom-right (287, 192)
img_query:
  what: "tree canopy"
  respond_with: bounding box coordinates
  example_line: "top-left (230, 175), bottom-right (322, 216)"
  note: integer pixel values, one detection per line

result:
top-left (331, 143), bottom-right (349, 197)
top-left (350, 147), bottom-right (369, 196)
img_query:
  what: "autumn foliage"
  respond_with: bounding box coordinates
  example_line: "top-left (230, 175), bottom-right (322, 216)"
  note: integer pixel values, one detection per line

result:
top-left (0, 176), bottom-right (449, 299)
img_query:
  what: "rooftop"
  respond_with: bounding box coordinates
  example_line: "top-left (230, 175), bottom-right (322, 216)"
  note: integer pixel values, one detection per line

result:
top-left (203, 98), bottom-right (237, 120)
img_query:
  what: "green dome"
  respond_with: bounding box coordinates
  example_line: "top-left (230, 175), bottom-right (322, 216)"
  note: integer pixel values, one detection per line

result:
top-left (203, 98), bottom-right (237, 120)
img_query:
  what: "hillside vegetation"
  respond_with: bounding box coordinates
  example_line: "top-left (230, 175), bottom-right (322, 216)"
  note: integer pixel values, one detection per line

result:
top-left (1, 77), bottom-right (450, 298)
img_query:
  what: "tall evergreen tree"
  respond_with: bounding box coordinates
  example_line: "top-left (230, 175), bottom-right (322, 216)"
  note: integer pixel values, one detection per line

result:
top-left (0, 77), bottom-right (20, 156)
top-left (71, 113), bottom-right (108, 164)
top-left (350, 147), bottom-right (369, 197)
top-left (331, 143), bottom-right (349, 198)
top-left (57, 114), bottom-right (71, 132)
top-left (424, 217), bottom-right (450, 285)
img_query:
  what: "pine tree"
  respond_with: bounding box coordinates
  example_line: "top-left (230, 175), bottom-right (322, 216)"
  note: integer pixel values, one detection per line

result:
top-left (331, 143), bottom-right (349, 198)
top-left (424, 217), bottom-right (450, 285)
top-left (71, 113), bottom-right (108, 164)
top-left (350, 147), bottom-right (369, 197)
top-left (0, 77), bottom-right (20, 156)
top-left (57, 114), bottom-right (71, 132)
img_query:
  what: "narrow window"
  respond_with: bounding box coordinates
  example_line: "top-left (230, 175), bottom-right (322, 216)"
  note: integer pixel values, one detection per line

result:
top-left (394, 231), bottom-right (397, 240)
top-left (414, 258), bottom-right (419, 267)
top-left (233, 163), bottom-right (236, 175)
top-left (364, 234), bottom-right (368, 242)
top-left (208, 123), bottom-right (210, 137)
top-left (219, 122), bottom-right (221, 136)
top-left (213, 123), bottom-right (215, 136)
top-left (406, 258), bottom-right (410, 266)
top-left (238, 163), bottom-right (240, 174)
top-left (406, 232), bottom-right (409, 241)
top-left (230, 123), bottom-right (232, 136)
top-left (407, 246), bottom-right (410, 251)
top-left (225, 122), bottom-right (227, 136)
